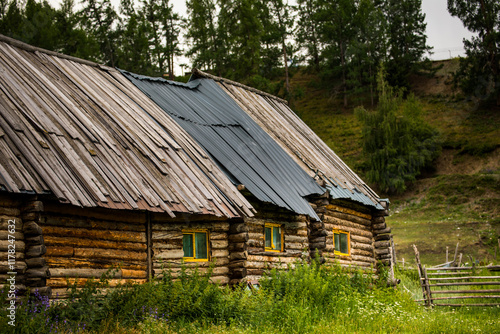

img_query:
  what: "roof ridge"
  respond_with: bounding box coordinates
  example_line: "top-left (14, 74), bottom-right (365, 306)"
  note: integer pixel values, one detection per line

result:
top-left (191, 68), bottom-right (289, 105)
top-left (0, 34), bottom-right (104, 69)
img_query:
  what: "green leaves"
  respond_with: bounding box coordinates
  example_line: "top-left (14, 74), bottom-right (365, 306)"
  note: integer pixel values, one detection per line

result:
top-left (448, 0), bottom-right (500, 106)
top-left (356, 70), bottom-right (441, 194)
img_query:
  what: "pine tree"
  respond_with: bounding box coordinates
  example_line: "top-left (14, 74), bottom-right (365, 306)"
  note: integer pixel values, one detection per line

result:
top-left (218, 0), bottom-right (263, 79)
top-left (116, 0), bottom-right (154, 75)
top-left (80, 0), bottom-right (120, 67)
top-left (295, 0), bottom-right (322, 71)
top-left (316, 0), bottom-right (358, 107)
top-left (185, 0), bottom-right (219, 72)
top-left (448, 0), bottom-right (500, 106)
top-left (384, 0), bottom-right (432, 89)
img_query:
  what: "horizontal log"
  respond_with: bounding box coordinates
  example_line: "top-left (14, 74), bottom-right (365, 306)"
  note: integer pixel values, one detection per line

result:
top-left (23, 222), bottom-right (43, 236)
top-left (49, 268), bottom-right (122, 278)
top-left (374, 234), bottom-right (391, 241)
top-left (26, 277), bottom-right (46, 287)
top-left (152, 222), bottom-right (229, 231)
top-left (374, 240), bottom-right (390, 249)
top-left (0, 231), bottom-right (23, 240)
top-left (350, 234), bottom-right (372, 245)
top-left (351, 249), bottom-right (374, 257)
top-left (284, 234), bottom-right (308, 243)
top-left (152, 231), bottom-right (182, 241)
top-left (325, 225), bottom-right (372, 239)
top-left (21, 212), bottom-right (40, 221)
top-left (373, 216), bottom-right (385, 224)
top-left (26, 245), bottom-right (47, 257)
top-left (210, 276), bottom-right (230, 284)
top-left (74, 248), bottom-right (147, 261)
top-left (25, 235), bottom-right (44, 245)
top-left (212, 249), bottom-right (229, 258)
top-left (229, 223), bottom-right (249, 234)
top-left (45, 257), bottom-right (146, 270)
top-left (0, 262), bottom-right (27, 273)
top-left (373, 227), bottom-right (391, 235)
top-left (0, 206), bottom-right (21, 215)
top-left (0, 240), bottom-right (25, 251)
top-left (229, 251), bottom-right (247, 261)
top-left (46, 246), bottom-right (74, 257)
top-left (26, 266), bottom-right (50, 279)
top-left (22, 201), bottom-right (43, 213)
top-left (310, 236), bottom-right (326, 244)
top-left (325, 205), bottom-right (372, 220)
top-left (323, 215), bottom-right (371, 232)
top-left (228, 242), bottom-right (246, 251)
top-left (211, 240), bottom-right (228, 249)
top-left (352, 242), bottom-right (374, 252)
top-left (47, 277), bottom-right (147, 288)
top-left (154, 249), bottom-right (184, 260)
top-left (153, 239), bottom-right (183, 249)
top-left (44, 215), bottom-right (145, 231)
top-left (44, 202), bottom-right (146, 223)
top-left (29, 286), bottom-right (51, 297)
top-left (210, 232), bottom-right (228, 240)
top-left (26, 257), bottom-right (46, 268)
top-left (309, 242), bottom-right (326, 250)
top-left (432, 289), bottom-right (500, 294)
top-left (310, 222), bottom-right (325, 230)
top-left (378, 253), bottom-right (391, 260)
top-left (45, 236), bottom-right (147, 251)
top-left (285, 242), bottom-right (308, 250)
top-left (310, 229), bottom-right (327, 237)
top-left (228, 232), bottom-right (249, 243)
top-left (42, 226), bottom-right (146, 243)
top-left (374, 248), bottom-right (390, 256)
top-left (373, 222), bottom-right (386, 230)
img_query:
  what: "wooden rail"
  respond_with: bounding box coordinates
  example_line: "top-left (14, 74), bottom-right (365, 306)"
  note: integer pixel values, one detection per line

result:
top-left (413, 245), bottom-right (500, 307)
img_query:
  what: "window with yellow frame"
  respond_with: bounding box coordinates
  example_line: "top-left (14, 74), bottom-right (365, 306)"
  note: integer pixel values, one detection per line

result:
top-left (182, 230), bottom-right (209, 261)
top-left (333, 229), bottom-right (350, 256)
top-left (265, 223), bottom-right (283, 252)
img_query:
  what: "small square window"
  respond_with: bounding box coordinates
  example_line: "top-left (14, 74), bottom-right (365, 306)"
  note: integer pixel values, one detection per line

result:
top-left (182, 230), bottom-right (209, 261)
top-left (333, 230), bottom-right (350, 256)
top-left (265, 223), bottom-right (283, 252)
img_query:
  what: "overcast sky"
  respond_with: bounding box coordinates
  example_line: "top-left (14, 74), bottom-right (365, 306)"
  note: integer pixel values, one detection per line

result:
top-left (48, 0), bottom-right (475, 69)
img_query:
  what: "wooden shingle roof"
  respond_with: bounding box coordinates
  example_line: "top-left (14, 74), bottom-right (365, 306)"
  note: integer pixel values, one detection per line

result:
top-left (0, 35), bottom-right (254, 218)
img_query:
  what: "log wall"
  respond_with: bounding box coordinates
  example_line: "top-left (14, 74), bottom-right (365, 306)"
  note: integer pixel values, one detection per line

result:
top-left (150, 213), bottom-right (233, 285)
top-left (234, 201), bottom-right (309, 284)
top-left (314, 198), bottom-right (378, 270)
top-left (40, 202), bottom-right (148, 298)
top-left (0, 194), bottom-right (25, 295)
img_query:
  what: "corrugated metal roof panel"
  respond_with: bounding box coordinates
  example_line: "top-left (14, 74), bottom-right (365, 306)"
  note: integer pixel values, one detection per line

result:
top-left (0, 35), bottom-right (254, 218)
top-left (191, 69), bottom-right (385, 210)
top-left (122, 71), bottom-right (325, 220)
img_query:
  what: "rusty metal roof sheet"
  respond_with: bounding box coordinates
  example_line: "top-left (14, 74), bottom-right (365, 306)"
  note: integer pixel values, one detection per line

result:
top-left (190, 69), bottom-right (384, 210)
top-left (121, 71), bottom-right (325, 220)
top-left (0, 35), bottom-right (254, 218)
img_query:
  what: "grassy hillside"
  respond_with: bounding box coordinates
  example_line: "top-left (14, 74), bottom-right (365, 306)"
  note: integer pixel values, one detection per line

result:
top-left (289, 61), bottom-right (500, 267)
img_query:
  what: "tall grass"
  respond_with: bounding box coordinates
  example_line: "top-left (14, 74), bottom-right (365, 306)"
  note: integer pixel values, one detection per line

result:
top-left (1, 261), bottom-right (499, 333)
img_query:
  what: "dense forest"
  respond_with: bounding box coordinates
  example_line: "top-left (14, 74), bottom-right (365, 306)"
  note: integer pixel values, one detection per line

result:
top-left (0, 0), bottom-right (498, 193)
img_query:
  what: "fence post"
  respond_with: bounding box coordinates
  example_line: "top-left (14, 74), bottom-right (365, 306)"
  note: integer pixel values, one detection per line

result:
top-left (423, 266), bottom-right (433, 307)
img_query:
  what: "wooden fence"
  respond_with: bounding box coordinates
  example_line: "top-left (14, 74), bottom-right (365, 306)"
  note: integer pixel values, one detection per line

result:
top-left (413, 245), bottom-right (500, 307)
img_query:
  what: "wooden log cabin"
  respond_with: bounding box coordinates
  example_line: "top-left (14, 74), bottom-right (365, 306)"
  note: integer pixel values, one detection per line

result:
top-left (0, 35), bottom-right (392, 298)
top-left (0, 35), bottom-right (255, 297)
top-left (122, 69), bottom-right (392, 283)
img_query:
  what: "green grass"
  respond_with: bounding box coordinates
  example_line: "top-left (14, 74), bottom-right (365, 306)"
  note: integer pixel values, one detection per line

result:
top-left (2, 262), bottom-right (500, 333)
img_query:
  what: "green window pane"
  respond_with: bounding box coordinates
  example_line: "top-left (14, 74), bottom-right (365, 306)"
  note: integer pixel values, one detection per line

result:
top-left (183, 234), bottom-right (193, 258)
top-left (334, 233), bottom-right (340, 252)
top-left (195, 232), bottom-right (208, 259)
top-left (265, 227), bottom-right (272, 248)
top-left (340, 233), bottom-right (348, 254)
top-left (273, 226), bottom-right (281, 251)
